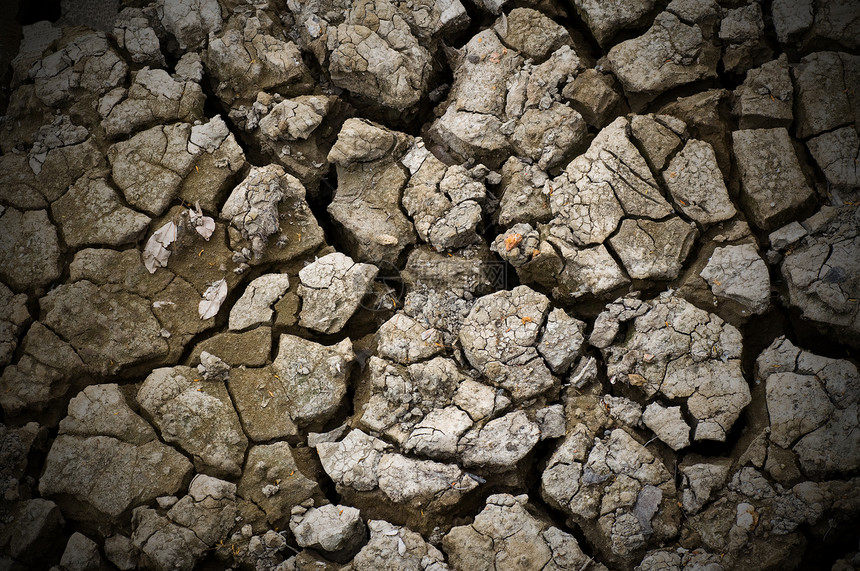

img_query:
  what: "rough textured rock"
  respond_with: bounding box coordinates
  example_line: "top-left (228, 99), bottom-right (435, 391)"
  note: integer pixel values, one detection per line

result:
top-left (512, 103), bottom-right (588, 171)
top-left (327, 119), bottom-right (416, 262)
top-left (665, 0), bottom-right (721, 33)
top-left (360, 355), bottom-right (470, 445)
top-left (137, 365), bottom-right (247, 478)
top-left (769, 221), bottom-right (808, 252)
top-left (607, 13), bottom-right (719, 108)
top-left (350, 520), bottom-right (448, 570)
top-left (733, 55), bottom-right (793, 129)
top-left (0, 422), bottom-right (39, 502)
top-left (290, 503), bottom-right (366, 556)
top-left (131, 474), bottom-right (247, 571)
top-left (271, 334), bottom-right (354, 425)
top-left (114, 8), bottom-right (165, 68)
top-left (767, 372), bottom-right (834, 448)
top-left (258, 96), bottom-right (330, 142)
top-left (635, 547), bottom-right (724, 570)
top-left (0, 118), bottom-right (105, 209)
top-left (679, 458), bottom-right (731, 514)
top-left (401, 245), bottom-right (499, 303)
top-left (108, 122), bottom-right (199, 216)
top-left (10, 21), bottom-right (63, 86)
top-left (459, 285), bottom-right (555, 400)
top-left (3, 3), bottom-right (859, 570)
top-left (444, 493), bottom-right (605, 570)
top-left (316, 429), bottom-right (477, 514)
top-left (792, 52), bottom-right (860, 139)
top-left (228, 334), bottom-right (352, 440)
top-left (0, 322), bottom-right (84, 416)
top-left (100, 67), bottom-right (205, 139)
top-left (806, 126), bottom-right (860, 190)
top-left (237, 442), bottom-right (324, 528)
top-left (23, 113), bottom-right (85, 176)
top-left (756, 336), bottom-right (860, 478)
top-left (642, 402), bottom-right (690, 450)
top-left (59, 532), bottom-right (105, 571)
top-left (808, 0), bottom-right (860, 50)
top-left (492, 223), bottom-right (542, 269)
top-left (28, 31), bottom-right (127, 112)
top-left (719, 3), bottom-right (772, 75)
top-left (0, 208), bottom-right (61, 292)
top-left (189, 327), bottom-right (272, 367)
top-left (537, 308), bottom-right (586, 374)
top-left (629, 113), bottom-right (686, 172)
top-left (234, 93), bottom-right (340, 194)
top-left (454, 378), bottom-right (510, 422)
top-left (658, 89), bottom-right (734, 179)
top-left (52, 177), bottom-right (151, 248)
top-left (601, 293), bottom-right (750, 442)
top-left (204, 15), bottom-right (310, 106)
top-left (0, 499), bottom-right (66, 568)
top-left (497, 157), bottom-right (551, 226)
top-left (376, 312), bottom-right (444, 364)
top-left (325, 1), bottom-right (433, 111)
top-left (63, 241), bottom-right (220, 366)
top-left (428, 29), bottom-right (520, 160)
top-left (662, 139), bottom-right (736, 225)
top-left (225, 366), bottom-right (297, 442)
top-left (221, 164), bottom-right (324, 263)
top-left (229, 273), bottom-right (291, 331)
top-left (40, 389), bottom-right (192, 523)
top-left (404, 406), bottom-right (474, 460)
top-left (548, 117), bottom-right (672, 248)
top-left (316, 429), bottom-right (388, 493)
top-left (60, 384), bottom-right (155, 445)
top-left (298, 252), bottom-right (378, 334)
top-left (494, 8), bottom-right (570, 61)
top-left (563, 68), bottom-right (627, 128)
top-left (428, 30), bottom-right (587, 167)
top-left (376, 452), bottom-right (478, 507)
top-left (732, 128), bottom-right (814, 231)
top-left (157, 0), bottom-right (221, 52)
top-left (551, 241), bottom-right (631, 300)
top-left (603, 395), bottom-right (643, 428)
top-left (41, 280), bottom-right (169, 376)
top-left (772, 0), bottom-right (814, 45)
top-left (608, 217), bottom-right (698, 281)
top-left (700, 244), bottom-right (770, 315)
top-left (589, 293), bottom-right (649, 348)
top-left (402, 144), bottom-right (488, 251)
top-left (674, 222), bottom-right (761, 328)
top-left (542, 427), bottom-right (679, 565)
top-left (781, 207), bottom-right (860, 347)
top-left (572, 0), bottom-right (656, 47)
top-left (458, 410), bottom-right (541, 468)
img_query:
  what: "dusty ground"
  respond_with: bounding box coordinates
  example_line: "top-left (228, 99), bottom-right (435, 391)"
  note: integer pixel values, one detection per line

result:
top-left (0, 0), bottom-right (859, 570)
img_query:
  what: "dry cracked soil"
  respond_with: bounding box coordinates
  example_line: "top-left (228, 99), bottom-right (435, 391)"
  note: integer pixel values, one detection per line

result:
top-left (0, 0), bottom-right (859, 569)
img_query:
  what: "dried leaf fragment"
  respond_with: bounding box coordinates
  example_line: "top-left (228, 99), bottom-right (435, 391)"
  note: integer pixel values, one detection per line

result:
top-left (199, 279), bottom-right (228, 320)
top-left (142, 220), bottom-right (178, 274)
top-left (189, 201), bottom-right (215, 240)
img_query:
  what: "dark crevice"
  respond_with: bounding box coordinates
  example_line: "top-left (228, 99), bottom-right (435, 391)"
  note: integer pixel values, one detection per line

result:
top-left (16, 0), bottom-right (61, 25)
top-left (304, 169), bottom-right (338, 251)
